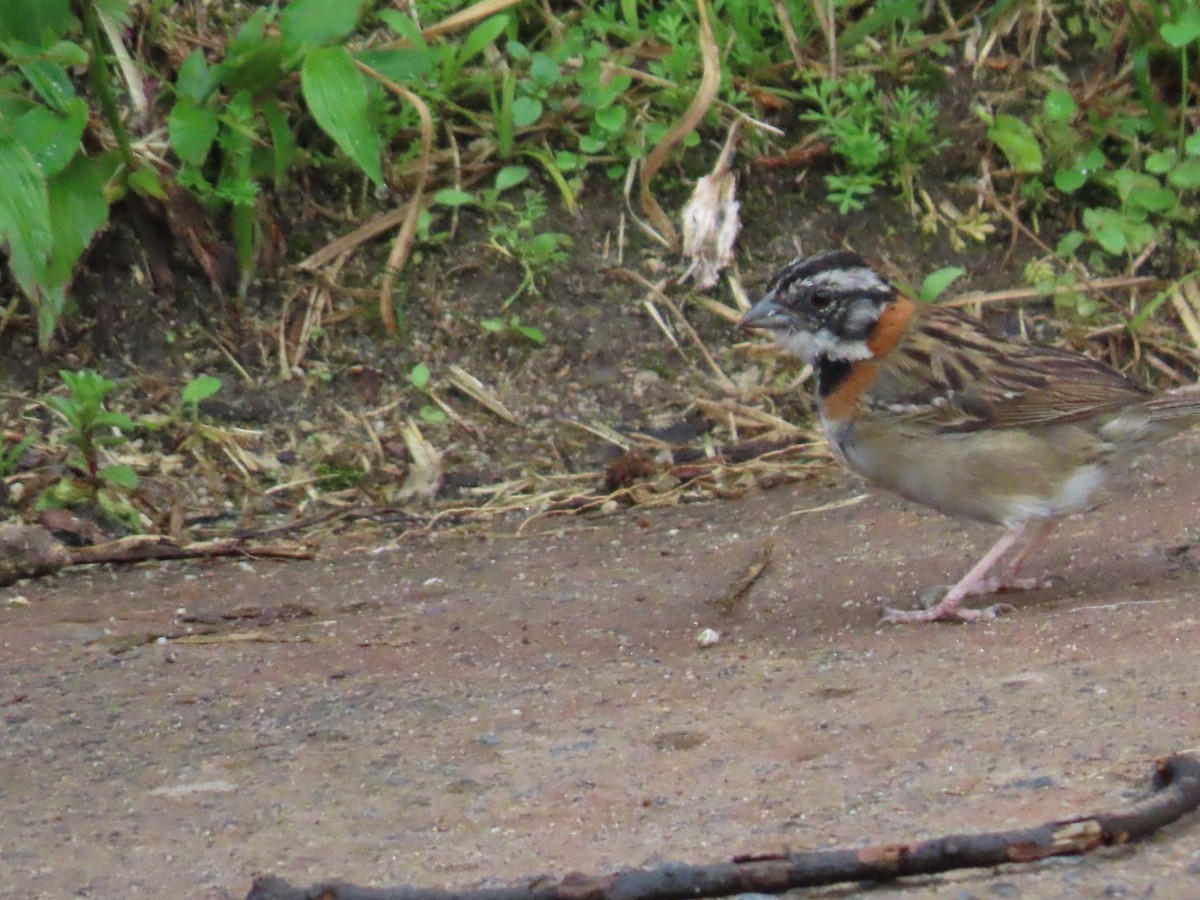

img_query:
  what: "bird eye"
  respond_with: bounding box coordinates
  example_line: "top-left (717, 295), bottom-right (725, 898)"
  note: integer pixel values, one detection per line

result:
top-left (811, 292), bottom-right (833, 310)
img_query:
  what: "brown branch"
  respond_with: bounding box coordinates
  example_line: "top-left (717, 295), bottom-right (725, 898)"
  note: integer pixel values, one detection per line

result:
top-left (245, 754), bottom-right (1200, 900)
top-left (68, 536), bottom-right (313, 566)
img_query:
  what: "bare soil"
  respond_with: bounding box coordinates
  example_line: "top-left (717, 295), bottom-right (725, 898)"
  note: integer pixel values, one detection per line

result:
top-left (4, 432), bottom-right (1200, 899)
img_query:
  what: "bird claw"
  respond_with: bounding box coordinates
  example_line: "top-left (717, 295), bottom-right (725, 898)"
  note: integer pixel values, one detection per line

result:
top-left (878, 601), bottom-right (1016, 625)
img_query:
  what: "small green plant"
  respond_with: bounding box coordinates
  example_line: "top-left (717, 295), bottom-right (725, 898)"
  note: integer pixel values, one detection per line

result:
top-left (800, 74), bottom-right (945, 212)
top-left (39, 369), bottom-right (142, 528)
top-left (408, 363), bottom-right (446, 425)
top-left (180, 375), bottom-right (222, 422)
top-left (481, 315), bottom-right (546, 345)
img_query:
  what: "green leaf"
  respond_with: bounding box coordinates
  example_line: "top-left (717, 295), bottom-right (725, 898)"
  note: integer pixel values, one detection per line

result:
top-left (378, 9), bottom-right (425, 45)
top-left (44, 153), bottom-right (112, 290)
top-left (987, 115), bottom-right (1043, 173)
top-left (515, 324), bottom-right (546, 344)
top-left (480, 317), bottom-right (505, 332)
top-left (1083, 208), bottom-right (1127, 255)
top-left (0, 0), bottom-right (74, 47)
top-left (168, 96), bottom-right (220, 165)
top-left (1042, 89), bottom-right (1076, 122)
top-left (409, 363), bottom-right (431, 389)
top-left (17, 57), bottom-right (76, 112)
top-left (1145, 149), bottom-right (1176, 174)
top-left (594, 105), bottom-right (627, 134)
top-left (418, 405), bottom-right (446, 425)
top-left (259, 99), bottom-right (295, 186)
top-left (300, 46), bottom-right (383, 186)
top-left (0, 136), bottom-right (53, 298)
top-left (1054, 168), bottom-right (1086, 192)
top-left (355, 47), bottom-right (431, 83)
top-left (511, 96), bottom-right (542, 128)
top-left (1127, 186), bottom-right (1176, 213)
top-left (1168, 159), bottom-right (1200, 189)
top-left (529, 52), bottom-right (561, 86)
top-left (176, 48), bottom-right (215, 101)
top-left (1055, 230), bottom-right (1085, 257)
top-left (1161, 7), bottom-right (1200, 47)
top-left (127, 166), bottom-right (166, 199)
top-left (280, 0), bottom-right (365, 46)
top-left (433, 188), bottom-right (474, 207)
top-left (97, 464), bottom-right (139, 488)
top-left (493, 164), bottom-right (529, 194)
top-left (181, 375), bottom-right (222, 407)
top-left (14, 99), bottom-right (87, 177)
top-left (459, 14), bottom-right (509, 65)
top-left (1186, 132), bottom-right (1200, 157)
top-left (918, 266), bottom-right (965, 302)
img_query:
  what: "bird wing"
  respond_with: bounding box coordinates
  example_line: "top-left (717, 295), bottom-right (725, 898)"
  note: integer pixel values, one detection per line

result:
top-left (866, 306), bottom-right (1152, 432)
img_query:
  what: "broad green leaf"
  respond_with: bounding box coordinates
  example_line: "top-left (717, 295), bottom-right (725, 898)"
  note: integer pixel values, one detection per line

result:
top-left (168, 96), bottom-right (220, 165)
top-left (1186, 132), bottom-right (1200, 156)
top-left (280, 0), bottom-right (365, 46)
top-left (0, 136), bottom-right (53, 296)
top-left (918, 266), bottom-right (965, 302)
top-left (1055, 230), bottom-right (1085, 257)
top-left (300, 46), bottom-right (383, 186)
top-left (44, 153), bottom-right (111, 289)
top-left (1053, 168), bottom-right (1086, 192)
top-left (409, 363), bottom-right (431, 389)
top-left (433, 188), bottom-right (474, 206)
top-left (529, 53), bottom-right (561, 86)
top-left (1168, 159), bottom-right (1200, 189)
top-left (1127, 186), bottom-right (1176, 213)
top-left (480, 318), bottom-right (505, 332)
top-left (987, 114), bottom-right (1043, 173)
top-left (355, 47), bottom-right (431, 83)
top-left (181, 376), bottom-right (222, 406)
top-left (1042, 90), bottom-right (1076, 122)
top-left (97, 464), bottom-right (139, 488)
top-left (0, 0), bottom-right (73, 46)
top-left (511, 96), bottom-right (542, 128)
top-left (41, 40), bottom-right (88, 67)
top-left (1145, 149), bottom-right (1176, 173)
top-left (1083, 208), bottom-right (1127, 255)
top-left (1161, 7), bottom-right (1200, 47)
top-left (176, 48), bottom-right (215, 101)
top-left (594, 105), bottom-right (627, 134)
top-left (493, 165), bottom-right (529, 194)
top-left (14, 98), bottom-right (86, 177)
top-left (17, 57), bottom-right (76, 111)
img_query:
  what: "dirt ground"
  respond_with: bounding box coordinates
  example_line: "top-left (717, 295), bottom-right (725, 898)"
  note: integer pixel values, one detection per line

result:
top-left (4, 432), bottom-right (1200, 899)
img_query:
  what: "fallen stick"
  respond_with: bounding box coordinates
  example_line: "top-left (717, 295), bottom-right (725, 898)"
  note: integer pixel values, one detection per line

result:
top-left (245, 754), bottom-right (1200, 900)
top-left (0, 524), bottom-right (312, 586)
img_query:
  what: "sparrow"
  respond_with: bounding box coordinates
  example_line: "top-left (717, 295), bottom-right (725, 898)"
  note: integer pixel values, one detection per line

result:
top-left (740, 249), bottom-right (1200, 623)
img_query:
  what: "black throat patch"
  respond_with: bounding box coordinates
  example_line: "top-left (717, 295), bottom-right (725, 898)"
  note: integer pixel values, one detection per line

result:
top-left (817, 358), bottom-right (853, 398)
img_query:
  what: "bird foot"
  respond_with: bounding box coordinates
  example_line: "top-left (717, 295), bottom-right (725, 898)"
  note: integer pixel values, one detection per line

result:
top-left (963, 574), bottom-right (1052, 597)
top-left (879, 601), bottom-right (1016, 625)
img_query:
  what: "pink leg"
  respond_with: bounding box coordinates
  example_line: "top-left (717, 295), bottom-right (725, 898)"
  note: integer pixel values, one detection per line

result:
top-left (962, 520), bottom-right (1057, 597)
top-left (880, 520), bottom-right (1055, 624)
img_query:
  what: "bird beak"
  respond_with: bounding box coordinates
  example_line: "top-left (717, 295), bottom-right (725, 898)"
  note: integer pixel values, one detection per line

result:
top-left (739, 289), bottom-right (787, 330)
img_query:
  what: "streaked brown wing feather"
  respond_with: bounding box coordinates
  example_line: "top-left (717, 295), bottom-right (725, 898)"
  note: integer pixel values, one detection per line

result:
top-left (868, 306), bottom-right (1151, 432)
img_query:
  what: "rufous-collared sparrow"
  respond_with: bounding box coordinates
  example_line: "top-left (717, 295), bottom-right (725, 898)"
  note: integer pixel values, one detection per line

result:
top-left (741, 250), bottom-right (1200, 623)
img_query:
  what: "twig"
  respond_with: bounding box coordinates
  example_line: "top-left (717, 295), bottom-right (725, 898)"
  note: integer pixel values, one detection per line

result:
top-left (69, 536), bottom-right (314, 566)
top-left (709, 539), bottom-right (772, 615)
top-left (245, 754), bottom-right (1200, 900)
